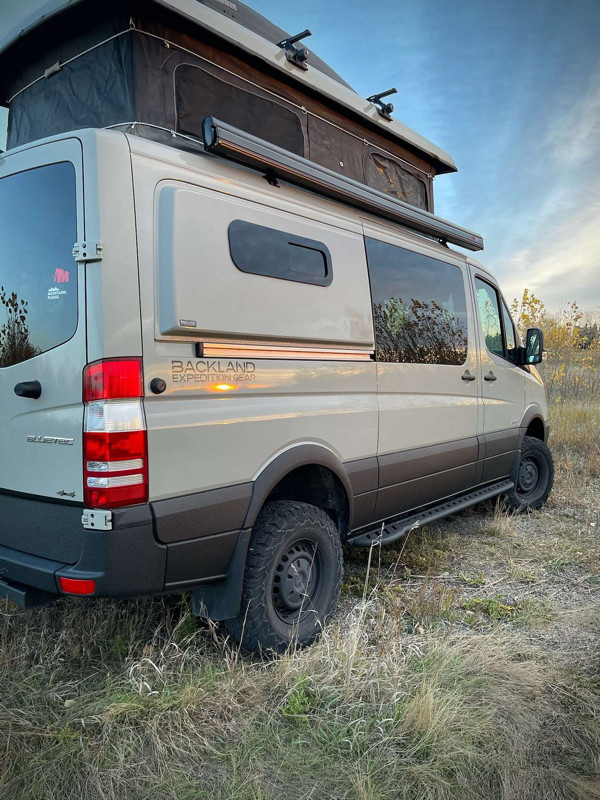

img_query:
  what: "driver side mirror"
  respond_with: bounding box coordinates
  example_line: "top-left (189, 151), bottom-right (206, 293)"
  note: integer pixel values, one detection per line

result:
top-left (522, 327), bottom-right (545, 365)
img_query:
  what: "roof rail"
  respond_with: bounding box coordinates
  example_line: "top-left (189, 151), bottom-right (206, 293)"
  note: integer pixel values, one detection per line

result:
top-left (202, 117), bottom-right (484, 252)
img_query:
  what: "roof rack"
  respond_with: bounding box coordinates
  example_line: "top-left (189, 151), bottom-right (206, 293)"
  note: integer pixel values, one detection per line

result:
top-left (202, 117), bottom-right (483, 252)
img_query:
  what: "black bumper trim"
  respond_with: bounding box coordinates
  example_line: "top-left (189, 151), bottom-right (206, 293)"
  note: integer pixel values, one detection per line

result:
top-left (0, 577), bottom-right (56, 608)
top-left (57, 504), bottom-right (167, 597)
top-left (0, 491), bottom-right (83, 564)
top-left (0, 542), bottom-right (65, 594)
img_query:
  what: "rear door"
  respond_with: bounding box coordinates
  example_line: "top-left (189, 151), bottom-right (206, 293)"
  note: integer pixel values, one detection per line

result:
top-left (0, 139), bottom-right (86, 501)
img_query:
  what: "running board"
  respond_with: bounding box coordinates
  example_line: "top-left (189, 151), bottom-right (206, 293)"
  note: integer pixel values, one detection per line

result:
top-left (347, 479), bottom-right (513, 548)
top-left (202, 117), bottom-right (485, 252)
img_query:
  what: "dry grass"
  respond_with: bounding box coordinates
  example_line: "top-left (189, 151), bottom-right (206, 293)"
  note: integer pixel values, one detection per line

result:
top-left (0, 595), bottom-right (598, 800)
top-left (1, 353), bottom-right (600, 798)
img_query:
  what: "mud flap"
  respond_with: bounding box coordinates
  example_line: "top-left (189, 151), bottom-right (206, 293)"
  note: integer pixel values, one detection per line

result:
top-left (191, 528), bottom-right (251, 621)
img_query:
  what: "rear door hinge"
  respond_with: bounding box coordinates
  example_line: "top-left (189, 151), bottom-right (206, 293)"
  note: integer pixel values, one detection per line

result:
top-left (73, 241), bottom-right (103, 263)
top-left (81, 509), bottom-right (112, 531)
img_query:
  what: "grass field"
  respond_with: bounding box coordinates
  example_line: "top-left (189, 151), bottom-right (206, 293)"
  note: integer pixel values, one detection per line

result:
top-left (1, 356), bottom-right (599, 799)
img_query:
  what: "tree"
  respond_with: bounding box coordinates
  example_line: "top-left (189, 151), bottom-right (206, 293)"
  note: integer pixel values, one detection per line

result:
top-left (0, 287), bottom-right (40, 367)
top-left (510, 289), bottom-right (583, 352)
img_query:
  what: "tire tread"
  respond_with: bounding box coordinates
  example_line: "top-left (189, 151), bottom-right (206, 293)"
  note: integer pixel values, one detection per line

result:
top-left (224, 500), bottom-right (343, 652)
top-left (505, 436), bottom-right (554, 510)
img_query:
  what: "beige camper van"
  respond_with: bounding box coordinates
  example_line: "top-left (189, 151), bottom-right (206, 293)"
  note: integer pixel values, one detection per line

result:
top-left (0, 0), bottom-right (553, 651)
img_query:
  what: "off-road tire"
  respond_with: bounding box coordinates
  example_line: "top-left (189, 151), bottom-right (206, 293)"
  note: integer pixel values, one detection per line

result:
top-left (504, 436), bottom-right (554, 511)
top-left (224, 501), bottom-right (343, 653)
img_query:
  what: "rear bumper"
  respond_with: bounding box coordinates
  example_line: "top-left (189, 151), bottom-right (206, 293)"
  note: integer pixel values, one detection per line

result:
top-left (0, 494), bottom-right (241, 605)
top-left (0, 503), bottom-right (167, 600)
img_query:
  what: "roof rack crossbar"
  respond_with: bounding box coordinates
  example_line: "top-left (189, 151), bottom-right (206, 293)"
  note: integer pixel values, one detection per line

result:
top-left (201, 117), bottom-right (484, 252)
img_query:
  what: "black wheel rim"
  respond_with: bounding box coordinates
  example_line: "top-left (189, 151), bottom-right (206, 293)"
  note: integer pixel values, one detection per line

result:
top-left (517, 454), bottom-right (542, 498)
top-left (272, 539), bottom-right (323, 624)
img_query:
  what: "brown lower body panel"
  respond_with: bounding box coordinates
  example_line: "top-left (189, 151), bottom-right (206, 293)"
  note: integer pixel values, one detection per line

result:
top-left (375, 463), bottom-right (478, 521)
top-left (362, 429), bottom-right (521, 531)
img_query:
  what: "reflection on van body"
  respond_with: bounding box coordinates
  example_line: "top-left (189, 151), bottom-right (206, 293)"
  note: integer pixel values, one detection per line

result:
top-left (373, 297), bottom-right (468, 365)
top-left (365, 237), bottom-right (468, 366)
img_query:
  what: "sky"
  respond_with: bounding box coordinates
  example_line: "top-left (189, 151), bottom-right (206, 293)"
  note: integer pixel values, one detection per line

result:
top-left (1, 0), bottom-right (598, 312)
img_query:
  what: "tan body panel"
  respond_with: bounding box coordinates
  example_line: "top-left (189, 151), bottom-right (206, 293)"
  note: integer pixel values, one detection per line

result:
top-left (131, 138), bottom-right (379, 501)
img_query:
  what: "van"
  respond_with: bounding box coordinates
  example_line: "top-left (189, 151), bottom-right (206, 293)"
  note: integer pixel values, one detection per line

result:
top-left (0, 1), bottom-right (553, 653)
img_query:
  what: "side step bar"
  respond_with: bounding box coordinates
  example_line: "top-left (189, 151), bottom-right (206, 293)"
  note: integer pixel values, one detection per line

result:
top-left (202, 116), bottom-right (484, 252)
top-left (347, 479), bottom-right (513, 548)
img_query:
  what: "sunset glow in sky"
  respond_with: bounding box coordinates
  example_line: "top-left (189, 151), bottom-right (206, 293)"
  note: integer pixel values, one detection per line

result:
top-left (1, 0), bottom-right (598, 312)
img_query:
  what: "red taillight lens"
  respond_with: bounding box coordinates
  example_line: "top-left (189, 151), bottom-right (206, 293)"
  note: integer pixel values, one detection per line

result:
top-left (85, 430), bottom-right (147, 462)
top-left (59, 577), bottom-right (96, 595)
top-left (83, 358), bottom-right (143, 402)
top-left (84, 477), bottom-right (147, 509)
top-left (83, 358), bottom-right (148, 509)
top-left (84, 427), bottom-right (148, 508)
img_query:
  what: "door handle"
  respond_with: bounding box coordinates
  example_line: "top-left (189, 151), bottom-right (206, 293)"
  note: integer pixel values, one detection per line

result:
top-left (461, 370), bottom-right (477, 382)
top-left (484, 372), bottom-right (497, 382)
top-left (14, 380), bottom-right (42, 399)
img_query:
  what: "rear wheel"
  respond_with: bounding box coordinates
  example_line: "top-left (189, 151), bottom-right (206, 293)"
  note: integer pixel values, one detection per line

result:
top-left (504, 436), bottom-right (554, 510)
top-left (224, 501), bottom-right (343, 653)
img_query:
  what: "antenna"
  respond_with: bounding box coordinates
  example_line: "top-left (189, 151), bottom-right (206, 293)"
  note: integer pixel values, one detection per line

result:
top-left (277, 29), bottom-right (312, 71)
top-left (366, 88), bottom-right (397, 121)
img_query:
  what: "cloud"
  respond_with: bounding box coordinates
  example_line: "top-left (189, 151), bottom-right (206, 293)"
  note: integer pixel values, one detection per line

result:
top-left (501, 198), bottom-right (600, 311)
top-left (543, 64), bottom-right (600, 168)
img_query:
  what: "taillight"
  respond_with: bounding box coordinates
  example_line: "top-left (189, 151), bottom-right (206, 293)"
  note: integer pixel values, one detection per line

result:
top-left (83, 359), bottom-right (148, 508)
top-left (83, 358), bottom-right (144, 402)
top-left (59, 577), bottom-right (96, 595)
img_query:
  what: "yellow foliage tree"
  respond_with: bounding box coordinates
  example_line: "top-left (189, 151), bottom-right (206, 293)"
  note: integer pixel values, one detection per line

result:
top-left (510, 289), bottom-right (583, 352)
top-left (510, 290), bottom-right (600, 402)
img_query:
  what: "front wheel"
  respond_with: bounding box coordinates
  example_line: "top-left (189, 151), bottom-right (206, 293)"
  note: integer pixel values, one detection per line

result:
top-left (504, 435), bottom-right (554, 511)
top-left (224, 501), bottom-right (343, 653)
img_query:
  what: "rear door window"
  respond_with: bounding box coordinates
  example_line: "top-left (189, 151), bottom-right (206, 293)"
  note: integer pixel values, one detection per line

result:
top-left (0, 162), bottom-right (77, 367)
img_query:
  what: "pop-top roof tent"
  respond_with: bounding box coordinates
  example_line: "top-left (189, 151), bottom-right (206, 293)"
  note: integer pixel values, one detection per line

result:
top-left (0, 0), bottom-right (483, 250)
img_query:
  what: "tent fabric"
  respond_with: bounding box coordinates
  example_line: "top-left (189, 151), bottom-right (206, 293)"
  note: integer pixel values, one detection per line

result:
top-left (7, 33), bottom-right (135, 148)
top-left (1, 1), bottom-right (435, 210)
top-left (365, 151), bottom-right (428, 209)
top-left (175, 63), bottom-right (306, 155)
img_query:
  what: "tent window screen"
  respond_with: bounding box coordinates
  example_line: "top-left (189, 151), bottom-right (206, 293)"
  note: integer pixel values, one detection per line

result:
top-left (228, 220), bottom-right (332, 286)
top-left (365, 152), bottom-right (428, 209)
top-left (175, 64), bottom-right (305, 155)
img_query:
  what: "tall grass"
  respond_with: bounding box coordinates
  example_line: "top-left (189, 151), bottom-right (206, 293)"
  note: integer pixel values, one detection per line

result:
top-left (0, 595), bottom-right (598, 800)
top-left (541, 347), bottom-right (600, 403)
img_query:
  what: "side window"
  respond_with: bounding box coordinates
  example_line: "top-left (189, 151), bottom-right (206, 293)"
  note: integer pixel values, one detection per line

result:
top-left (475, 279), bottom-right (503, 357)
top-left (228, 220), bottom-right (332, 286)
top-left (501, 301), bottom-right (518, 364)
top-left (365, 237), bottom-right (468, 365)
top-left (475, 278), bottom-right (517, 363)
